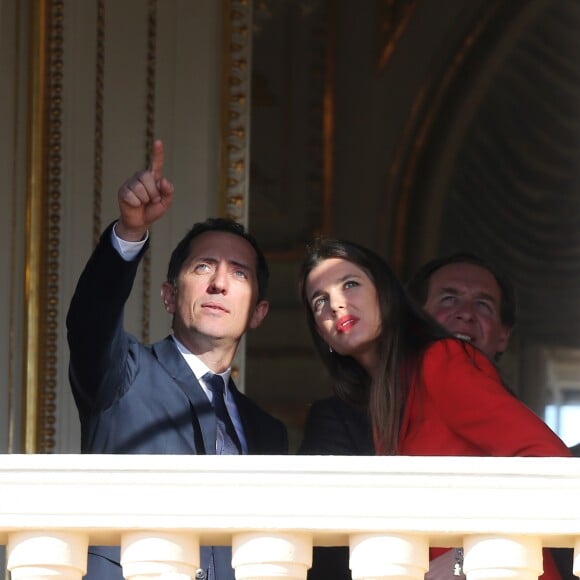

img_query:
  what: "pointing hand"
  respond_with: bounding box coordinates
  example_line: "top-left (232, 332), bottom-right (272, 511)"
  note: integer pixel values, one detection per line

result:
top-left (116, 139), bottom-right (174, 240)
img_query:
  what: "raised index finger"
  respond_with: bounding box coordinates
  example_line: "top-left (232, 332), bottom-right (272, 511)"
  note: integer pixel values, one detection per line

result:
top-left (149, 139), bottom-right (164, 180)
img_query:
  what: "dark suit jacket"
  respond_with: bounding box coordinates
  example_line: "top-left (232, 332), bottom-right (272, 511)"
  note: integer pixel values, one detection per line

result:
top-left (299, 396), bottom-right (372, 456)
top-left (67, 223), bottom-right (288, 579)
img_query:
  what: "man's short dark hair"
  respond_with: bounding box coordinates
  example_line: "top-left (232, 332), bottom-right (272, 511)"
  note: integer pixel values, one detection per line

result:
top-left (166, 218), bottom-right (269, 302)
top-left (406, 252), bottom-right (516, 328)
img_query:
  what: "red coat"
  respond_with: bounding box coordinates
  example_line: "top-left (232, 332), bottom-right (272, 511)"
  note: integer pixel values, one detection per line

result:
top-left (397, 339), bottom-right (572, 579)
top-left (399, 339), bottom-right (570, 457)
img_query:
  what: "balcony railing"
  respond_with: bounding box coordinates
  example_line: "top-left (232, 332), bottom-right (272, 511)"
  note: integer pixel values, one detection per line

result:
top-left (1, 455), bottom-right (579, 579)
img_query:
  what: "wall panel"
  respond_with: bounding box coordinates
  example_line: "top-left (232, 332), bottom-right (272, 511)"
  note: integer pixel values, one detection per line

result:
top-left (56, 0), bottom-right (223, 452)
top-left (0, 0), bottom-right (29, 455)
top-left (1, 0), bottom-right (223, 453)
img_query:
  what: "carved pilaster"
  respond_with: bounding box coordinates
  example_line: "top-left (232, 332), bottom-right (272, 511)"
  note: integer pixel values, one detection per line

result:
top-left (220, 0), bottom-right (252, 226)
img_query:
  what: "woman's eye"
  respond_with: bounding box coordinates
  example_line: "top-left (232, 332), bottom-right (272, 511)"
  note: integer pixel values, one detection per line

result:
top-left (234, 269), bottom-right (248, 279)
top-left (313, 296), bottom-right (327, 311)
top-left (344, 280), bottom-right (359, 289)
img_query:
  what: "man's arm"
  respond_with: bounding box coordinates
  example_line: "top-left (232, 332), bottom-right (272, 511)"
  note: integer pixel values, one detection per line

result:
top-left (66, 223), bottom-right (146, 412)
top-left (66, 140), bottom-right (174, 412)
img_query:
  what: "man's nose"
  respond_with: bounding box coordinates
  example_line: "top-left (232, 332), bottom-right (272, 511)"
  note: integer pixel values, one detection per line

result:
top-left (208, 265), bottom-right (228, 294)
top-left (455, 301), bottom-right (475, 320)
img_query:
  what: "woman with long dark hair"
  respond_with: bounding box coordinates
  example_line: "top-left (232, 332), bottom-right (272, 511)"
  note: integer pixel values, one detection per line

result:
top-left (299, 237), bottom-right (571, 578)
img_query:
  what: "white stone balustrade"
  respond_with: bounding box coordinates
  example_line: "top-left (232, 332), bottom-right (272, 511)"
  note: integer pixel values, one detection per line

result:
top-left (0, 455), bottom-right (579, 579)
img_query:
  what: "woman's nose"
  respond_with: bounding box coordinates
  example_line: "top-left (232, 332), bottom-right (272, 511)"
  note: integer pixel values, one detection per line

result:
top-left (329, 292), bottom-right (346, 313)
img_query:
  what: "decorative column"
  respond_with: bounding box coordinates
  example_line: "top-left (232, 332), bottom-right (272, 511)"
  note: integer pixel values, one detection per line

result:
top-left (232, 532), bottom-right (312, 579)
top-left (121, 531), bottom-right (200, 579)
top-left (7, 531), bottom-right (88, 579)
top-left (349, 533), bottom-right (429, 580)
top-left (463, 535), bottom-right (542, 580)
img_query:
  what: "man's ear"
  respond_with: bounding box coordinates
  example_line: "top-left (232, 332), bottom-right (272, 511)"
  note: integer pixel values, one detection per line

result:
top-left (495, 325), bottom-right (511, 354)
top-left (161, 282), bottom-right (177, 314)
top-left (248, 300), bottom-right (269, 329)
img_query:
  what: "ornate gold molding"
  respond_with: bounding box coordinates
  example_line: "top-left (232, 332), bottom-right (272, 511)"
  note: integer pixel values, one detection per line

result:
top-left (220, 0), bottom-right (251, 225)
top-left (25, 0), bottom-right (63, 453)
top-left (23, 0), bottom-right (47, 454)
top-left (220, 0), bottom-right (252, 384)
top-left (377, 0), bottom-right (419, 72)
top-left (141, 0), bottom-right (158, 344)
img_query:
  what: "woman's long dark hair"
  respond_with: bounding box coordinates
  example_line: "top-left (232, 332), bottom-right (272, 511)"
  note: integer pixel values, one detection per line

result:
top-left (299, 238), bottom-right (451, 454)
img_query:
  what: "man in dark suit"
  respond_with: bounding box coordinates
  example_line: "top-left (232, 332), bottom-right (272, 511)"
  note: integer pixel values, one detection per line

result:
top-left (67, 140), bottom-right (288, 580)
top-left (299, 253), bottom-right (517, 579)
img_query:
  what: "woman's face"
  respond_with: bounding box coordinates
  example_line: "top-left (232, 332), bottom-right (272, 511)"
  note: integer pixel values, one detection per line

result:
top-left (305, 257), bottom-right (382, 371)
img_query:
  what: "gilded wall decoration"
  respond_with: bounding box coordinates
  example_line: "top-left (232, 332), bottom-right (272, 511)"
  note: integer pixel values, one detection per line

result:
top-left (220, 0), bottom-right (252, 226)
top-left (377, 0), bottom-right (418, 71)
top-left (25, 0), bottom-right (64, 453)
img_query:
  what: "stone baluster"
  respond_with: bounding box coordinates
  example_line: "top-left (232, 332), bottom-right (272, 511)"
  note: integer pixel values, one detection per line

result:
top-left (463, 535), bottom-right (542, 580)
top-left (232, 532), bottom-right (312, 579)
top-left (7, 531), bottom-right (88, 579)
top-left (349, 533), bottom-right (429, 580)
top-left (121, 531), bottom-right (200, 579)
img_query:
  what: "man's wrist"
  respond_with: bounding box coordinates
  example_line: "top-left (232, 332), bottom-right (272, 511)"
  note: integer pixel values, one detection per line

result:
top-left (111, 222), bottom-right (149, 261)
top-left (114, 221), bottom-right (148, 242)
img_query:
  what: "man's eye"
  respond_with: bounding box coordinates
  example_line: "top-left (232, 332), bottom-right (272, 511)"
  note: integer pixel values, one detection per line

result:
top-left (477, 300), bottom-right (493, 313)
top-left (195, 263), bottom-right (211, 272)
top-left (234, 269), bottom-right (248, 279)
top-left (344, 280), bottom-right (359, 289)
top-left (440, 295), bottom-right (456, 305)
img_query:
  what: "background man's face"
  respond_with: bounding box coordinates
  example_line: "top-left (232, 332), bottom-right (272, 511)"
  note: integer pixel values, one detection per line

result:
top-left (423, 262), bottom-right (511, 359)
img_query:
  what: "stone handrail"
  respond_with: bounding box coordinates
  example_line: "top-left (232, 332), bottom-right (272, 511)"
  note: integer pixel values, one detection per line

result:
top-left (1, 454), bottom-right (579, 579)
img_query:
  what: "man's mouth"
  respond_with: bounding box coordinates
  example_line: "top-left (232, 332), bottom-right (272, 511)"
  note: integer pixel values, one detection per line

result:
top-left (454, 333), bottom-right (473, 343)
top-left (202, 302), bottom-right (229, 313)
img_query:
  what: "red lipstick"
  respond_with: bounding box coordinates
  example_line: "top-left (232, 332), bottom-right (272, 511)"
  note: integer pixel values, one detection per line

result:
top-left (336, 315), bottom-right (358, 333)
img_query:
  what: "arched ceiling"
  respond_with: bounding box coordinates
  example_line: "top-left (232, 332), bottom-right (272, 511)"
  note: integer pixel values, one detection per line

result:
top-left (245, 0), bottom-right (580, 419)
top-left (403, 0), bottom-right (580, 349)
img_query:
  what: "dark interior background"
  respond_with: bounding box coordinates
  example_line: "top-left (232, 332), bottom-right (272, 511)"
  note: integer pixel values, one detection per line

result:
top-left (244, 0), bottom-right (580, 449)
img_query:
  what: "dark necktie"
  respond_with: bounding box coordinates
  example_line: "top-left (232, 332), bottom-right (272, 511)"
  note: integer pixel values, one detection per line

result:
top-left (203, 372), bottom-right (242, 455)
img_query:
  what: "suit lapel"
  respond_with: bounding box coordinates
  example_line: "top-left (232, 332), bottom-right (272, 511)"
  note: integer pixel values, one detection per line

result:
top-left (228, 379), bottom-right (252, 453)
top-left (152, 336), bottom-right (217, 455)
